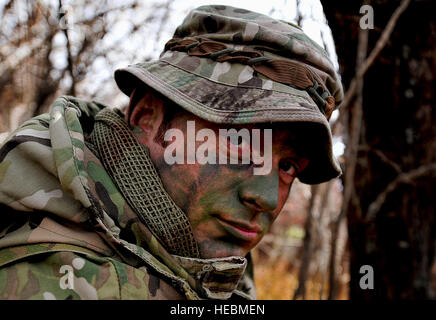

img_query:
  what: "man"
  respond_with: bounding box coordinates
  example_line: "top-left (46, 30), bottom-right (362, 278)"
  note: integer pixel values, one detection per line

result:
top-left (0, 5), bottom-right (342, 299)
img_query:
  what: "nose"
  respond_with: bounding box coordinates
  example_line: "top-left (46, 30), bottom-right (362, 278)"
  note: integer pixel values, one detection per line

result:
top-left (237, 170), bottom-right (279, 213)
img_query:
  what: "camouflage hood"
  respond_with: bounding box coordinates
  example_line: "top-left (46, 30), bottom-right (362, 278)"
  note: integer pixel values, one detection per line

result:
top-left (0, 96), bottom-right (255, 300)
top-left (115, 5), bottom-right (343, 184)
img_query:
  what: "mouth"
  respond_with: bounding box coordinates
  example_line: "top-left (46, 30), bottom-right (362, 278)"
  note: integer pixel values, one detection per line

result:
top-left (215, 215), bottom-right (261, 242)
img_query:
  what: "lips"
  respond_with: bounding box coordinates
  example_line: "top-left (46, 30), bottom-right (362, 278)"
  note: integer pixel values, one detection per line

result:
top-left (215, 215), bottom-right (261, 242)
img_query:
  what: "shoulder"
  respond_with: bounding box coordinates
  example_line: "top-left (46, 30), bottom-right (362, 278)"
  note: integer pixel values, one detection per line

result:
top-left (0, 248), bottom-right (183, 300)
top-left (0, 95), bottom-right (110, 212)
top-left (0, 95), bottom-right (108, 163)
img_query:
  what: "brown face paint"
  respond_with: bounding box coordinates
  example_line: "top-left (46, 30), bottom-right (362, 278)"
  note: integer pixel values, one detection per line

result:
top-left (131, 95), bottom-right (310, 259)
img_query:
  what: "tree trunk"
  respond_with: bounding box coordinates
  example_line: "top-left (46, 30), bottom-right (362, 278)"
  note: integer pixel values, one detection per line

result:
top-left (294, 185), bottom-right (319, 299)
top-left (322, 0), bottom-right (436, 299)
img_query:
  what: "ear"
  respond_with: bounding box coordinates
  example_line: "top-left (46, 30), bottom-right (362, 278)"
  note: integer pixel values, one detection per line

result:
top-left (128, 88), bottom-right (165, 143)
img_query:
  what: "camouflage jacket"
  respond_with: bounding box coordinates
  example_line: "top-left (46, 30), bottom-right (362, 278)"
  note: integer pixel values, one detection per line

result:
top-left (0, 96), bottom-right (255, 300)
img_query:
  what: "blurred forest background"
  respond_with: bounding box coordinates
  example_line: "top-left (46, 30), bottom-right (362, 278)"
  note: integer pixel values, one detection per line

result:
top-left (0, 0), bottom-right (435, 300)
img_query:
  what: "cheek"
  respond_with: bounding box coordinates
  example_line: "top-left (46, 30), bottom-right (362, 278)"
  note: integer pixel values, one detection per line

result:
top-left (162, 164), bottom-right (202, 213)
top-left (187, 166), bottom-right (251, 224)
top-left (147, 143), bottom-right (202, 213)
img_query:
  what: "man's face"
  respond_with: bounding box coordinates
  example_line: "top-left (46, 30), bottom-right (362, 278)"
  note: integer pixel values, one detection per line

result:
top-left (131, 93), bottom-right (310, 259)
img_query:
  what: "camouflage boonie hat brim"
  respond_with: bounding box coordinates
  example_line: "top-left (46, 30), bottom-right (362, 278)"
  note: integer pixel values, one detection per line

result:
top-left (114, 5), bottom-right (343, 184)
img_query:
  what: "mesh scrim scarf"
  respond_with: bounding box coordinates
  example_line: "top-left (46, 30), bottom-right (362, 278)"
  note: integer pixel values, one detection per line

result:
top-left (89, 108), bottom-right (200, 258)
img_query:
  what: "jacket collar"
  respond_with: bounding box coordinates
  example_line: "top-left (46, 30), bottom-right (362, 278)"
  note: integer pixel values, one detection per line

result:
top-left (172, 255), bottom-right (247, 299)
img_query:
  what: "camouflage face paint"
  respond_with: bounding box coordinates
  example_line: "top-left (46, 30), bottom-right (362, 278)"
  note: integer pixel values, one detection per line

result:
top-left (163, 120), bottom-right (273, 175)
top-left (135, 108), bottom-right (310, 259)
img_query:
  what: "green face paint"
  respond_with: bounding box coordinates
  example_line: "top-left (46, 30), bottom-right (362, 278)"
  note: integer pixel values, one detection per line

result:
top-left (137, 110), bottom-right (310, 259)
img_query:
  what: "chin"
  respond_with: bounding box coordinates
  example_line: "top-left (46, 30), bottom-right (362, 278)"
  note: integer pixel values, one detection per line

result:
top-left (197, 239), bottom-right (249, 259)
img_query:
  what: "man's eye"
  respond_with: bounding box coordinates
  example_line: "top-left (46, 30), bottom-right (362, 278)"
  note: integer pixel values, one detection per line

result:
top-left (279, 161), bottom-right (298, 177)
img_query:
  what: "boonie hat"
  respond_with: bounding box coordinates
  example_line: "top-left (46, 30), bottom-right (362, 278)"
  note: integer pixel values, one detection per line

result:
top-left (114, 5), bottom-right (344, 184)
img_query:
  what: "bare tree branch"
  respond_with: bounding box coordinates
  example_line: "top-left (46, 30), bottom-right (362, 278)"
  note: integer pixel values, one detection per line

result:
top-left (296, 0), bottom-right (303, 27)
top-left (339, 0), bottom-right (411, 110)
top-left (59, 0), bottom-right (76, 96)
top-left (328, 0), bottom-right (412, 298)
top-left (316, 180), bottom-right (333, 299)
top-left (359, 145), bottom-right (403, 173)
top-left (294, 184), bottom-right (319, 299)
top-left (366, 163), bottom-right (436, 222)
top-left (73, 3), bottom-right (137, 26)
top-left (0, 36), bottom-right (45, 79)
top-left (328, 7), bottom-right (369, 299)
